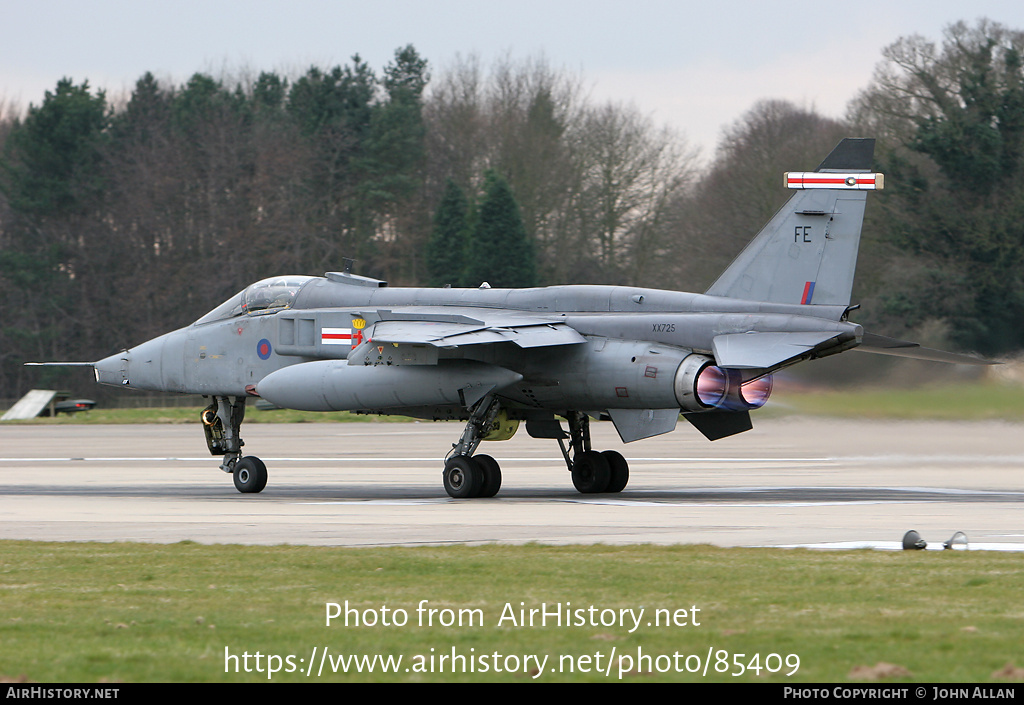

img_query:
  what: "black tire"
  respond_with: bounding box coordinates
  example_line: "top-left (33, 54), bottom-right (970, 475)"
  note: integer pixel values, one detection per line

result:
top-left (571, 450), bottom-right (611, 493)
top-left (602, 450), bottom-right (630, 493)
top-left (233, 456), bottom-right (268, 494)
top-left (474, 454), bottom-right (502, 498)
top-left (443, 456), bottom-right (482, 498)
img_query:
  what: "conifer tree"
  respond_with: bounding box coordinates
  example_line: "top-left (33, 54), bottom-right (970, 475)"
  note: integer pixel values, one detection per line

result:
top-left (466, 170), bottom-right (537, 288)
top-left (2, 78), bottom-right (109, 216)
top-left (426, 178), bottom-right (470, 287)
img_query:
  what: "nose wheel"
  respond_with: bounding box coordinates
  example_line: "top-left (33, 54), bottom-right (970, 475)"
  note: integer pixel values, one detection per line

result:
top-left (232, 456), bottom-right (268, 493)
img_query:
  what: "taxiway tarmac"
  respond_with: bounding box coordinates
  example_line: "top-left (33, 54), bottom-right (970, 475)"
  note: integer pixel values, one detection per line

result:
top-left (1, 418), bottom-right (1022, 549)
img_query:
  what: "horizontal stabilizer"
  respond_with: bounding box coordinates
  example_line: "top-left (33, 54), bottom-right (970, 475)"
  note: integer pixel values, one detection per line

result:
top-left (712, 331), bottom-right (842, 369)
top-left (856, 333), bottom-right (997, 366)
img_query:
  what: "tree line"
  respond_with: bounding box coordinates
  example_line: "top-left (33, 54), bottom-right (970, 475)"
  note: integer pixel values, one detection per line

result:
top-left (1, 20), bottom-right (1023, 401)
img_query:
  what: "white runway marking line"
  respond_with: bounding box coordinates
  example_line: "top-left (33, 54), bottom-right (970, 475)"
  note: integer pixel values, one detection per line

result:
top-left (302, 500), bottom-right (451, 506)
top-left (561, 499), bottom-right (943, 508)
top-left (646, 486), bottom-right (1024, 496)
top-left (3, 455), bottom-right (1023, 464)
top-left (0, 456), bottom-right (837, 463)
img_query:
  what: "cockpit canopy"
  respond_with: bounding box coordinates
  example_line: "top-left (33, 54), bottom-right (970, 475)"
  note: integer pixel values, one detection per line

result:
top-left (195, 275), bottom-right (313, 325)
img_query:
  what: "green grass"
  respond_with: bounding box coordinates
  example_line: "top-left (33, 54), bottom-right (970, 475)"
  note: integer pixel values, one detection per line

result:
top-left (770, 382), bottom-right (1024, 421)
top-left (1, 542), bottom-right (1022, 682)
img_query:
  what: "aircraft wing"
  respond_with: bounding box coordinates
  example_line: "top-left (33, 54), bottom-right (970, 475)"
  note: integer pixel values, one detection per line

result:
top-left (366, 309), bottom-right (587, 349)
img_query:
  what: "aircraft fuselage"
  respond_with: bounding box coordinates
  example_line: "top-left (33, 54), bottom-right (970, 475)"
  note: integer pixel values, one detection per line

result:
top-left (94, 282), bottom-right (860, 420)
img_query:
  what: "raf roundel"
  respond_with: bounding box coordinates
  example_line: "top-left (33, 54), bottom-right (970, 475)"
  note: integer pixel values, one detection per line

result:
top-left (256, 338), bottom-right (272, 360)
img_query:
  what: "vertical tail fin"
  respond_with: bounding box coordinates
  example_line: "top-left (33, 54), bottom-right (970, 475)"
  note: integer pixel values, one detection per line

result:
top-left (705, 138), bottom-right (881, 307)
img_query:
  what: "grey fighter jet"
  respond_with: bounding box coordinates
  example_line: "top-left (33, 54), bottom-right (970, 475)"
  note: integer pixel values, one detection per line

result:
top-left (44, 138), bottom-right (991, 497)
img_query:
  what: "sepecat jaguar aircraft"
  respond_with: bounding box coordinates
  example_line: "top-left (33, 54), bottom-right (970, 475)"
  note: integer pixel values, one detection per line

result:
top-left (34, 138), bottom-right (992, 497)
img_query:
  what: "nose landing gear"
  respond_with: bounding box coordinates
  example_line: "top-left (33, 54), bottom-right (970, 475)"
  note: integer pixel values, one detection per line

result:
top-left (203, 395), bottom-right (267, 494)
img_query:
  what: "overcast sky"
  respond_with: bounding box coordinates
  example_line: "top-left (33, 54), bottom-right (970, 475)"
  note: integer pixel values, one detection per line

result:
top-left (3, 1), bottom-right (1024, 159)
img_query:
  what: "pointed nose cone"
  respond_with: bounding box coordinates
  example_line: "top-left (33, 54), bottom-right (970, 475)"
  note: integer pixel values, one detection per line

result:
top-left (94, 331), bottom-right (185, 392)
top-left (93, 351), bottom-right (128, 387)
top-left (123, 335), bottom-right (168, 391)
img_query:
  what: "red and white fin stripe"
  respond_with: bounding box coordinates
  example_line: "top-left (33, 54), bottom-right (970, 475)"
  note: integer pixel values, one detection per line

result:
top-left (785, 172), bottom-right (884, 190)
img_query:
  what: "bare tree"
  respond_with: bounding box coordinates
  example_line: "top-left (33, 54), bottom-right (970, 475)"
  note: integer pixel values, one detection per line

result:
top-left (846, 19), bottom-right (1024, 354)
top-left (661, 100), bottom-right (848, 291)
top-left (424, 54), bottom-right (698, 285)
top-left (574, 102), bottom-right (698, 284)
top-left (848, 19), bottom-right (1024, 152)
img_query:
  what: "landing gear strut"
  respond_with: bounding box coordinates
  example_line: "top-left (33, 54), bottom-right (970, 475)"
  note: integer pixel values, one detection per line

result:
top-left (442, 396), bottom-right (503, 498)
top-left (439, 402), bottom-right (630, 498)
top-left (202, 395), bottom-right (267, 493)
top-left (559, 411), bottom-right (629, 494)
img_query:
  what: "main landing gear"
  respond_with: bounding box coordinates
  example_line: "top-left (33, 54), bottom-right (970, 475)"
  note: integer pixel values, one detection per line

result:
top-left (441, 401), bottom-right (629, 499)
top-left (202, 395), bottom-right (267, 493)
top-left (442, 396), bottom-right (503, 498)
top-left (559, 411), bottom-right (629, 495)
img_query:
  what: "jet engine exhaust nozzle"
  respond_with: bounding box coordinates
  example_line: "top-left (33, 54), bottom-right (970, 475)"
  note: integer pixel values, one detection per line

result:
top-left (674, 354), bottom-right (773, 412)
